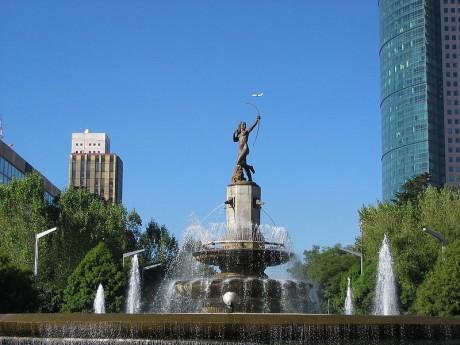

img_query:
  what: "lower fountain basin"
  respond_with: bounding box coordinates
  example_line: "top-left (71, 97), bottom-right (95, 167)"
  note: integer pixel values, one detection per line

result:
top-left (173, 277), bottom-right (312, 313)
top-left (1, 314), bottom-right (460, 344)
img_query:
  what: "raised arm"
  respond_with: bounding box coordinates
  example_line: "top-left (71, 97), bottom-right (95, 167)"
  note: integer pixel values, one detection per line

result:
top-left (248, 115), bottom-right (261, 133)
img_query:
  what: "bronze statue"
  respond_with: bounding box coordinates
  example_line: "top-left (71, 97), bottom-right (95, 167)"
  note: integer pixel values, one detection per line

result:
top-left (231, 115), bottom-right (261, 183)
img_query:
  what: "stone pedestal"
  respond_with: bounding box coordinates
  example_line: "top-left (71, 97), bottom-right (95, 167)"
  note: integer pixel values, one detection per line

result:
top-left (225, 182), bottom-right (263, 248)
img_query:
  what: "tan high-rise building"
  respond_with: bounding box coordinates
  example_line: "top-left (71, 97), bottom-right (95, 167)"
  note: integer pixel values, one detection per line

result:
top-left (68, 130), bottom-right (123, 204)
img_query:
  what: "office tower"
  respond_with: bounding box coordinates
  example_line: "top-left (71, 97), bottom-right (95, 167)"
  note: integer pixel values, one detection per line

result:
top-left (68, 130), bottom-right (123, 204)
top-left (379, 0), bottom-right (445, 200)
top-left (441, 0), bottom-right (460, 186)
top-left (0, 140), bottom-right (60, 202)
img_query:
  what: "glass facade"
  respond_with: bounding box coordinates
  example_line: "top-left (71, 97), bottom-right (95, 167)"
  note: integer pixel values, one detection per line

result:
top-left (0, 156), bottom-right (25, 184)
top-left (0, 144), bottom-right (59, 203)
top-left (380, 0), bottom-right (445, 200)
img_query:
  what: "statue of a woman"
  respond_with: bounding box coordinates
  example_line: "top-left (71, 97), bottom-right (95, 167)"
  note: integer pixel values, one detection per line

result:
top-left (232, 115), bottom-right (261, 182)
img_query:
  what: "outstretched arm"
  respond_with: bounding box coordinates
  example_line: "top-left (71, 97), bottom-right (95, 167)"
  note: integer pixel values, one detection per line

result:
top-left (248, 115), bottom-right (261, 133)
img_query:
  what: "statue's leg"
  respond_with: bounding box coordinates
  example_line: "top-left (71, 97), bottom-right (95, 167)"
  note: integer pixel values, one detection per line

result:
top-left (244, 165), bottom-right (252, 181)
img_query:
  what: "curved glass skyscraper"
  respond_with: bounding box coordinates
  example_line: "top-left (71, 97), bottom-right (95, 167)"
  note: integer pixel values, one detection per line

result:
top-left (379, 0), bottom-right (445, 200)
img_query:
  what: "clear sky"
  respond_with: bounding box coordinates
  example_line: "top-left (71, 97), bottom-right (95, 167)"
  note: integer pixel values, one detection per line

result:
top-left (0, 1), bottom-right (381, 254)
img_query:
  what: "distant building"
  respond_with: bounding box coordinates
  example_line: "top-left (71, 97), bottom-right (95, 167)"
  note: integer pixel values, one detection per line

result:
top-left (0, 140), bottom-right (60, 202)
top-left (68, 130), bottom-right (123, 204)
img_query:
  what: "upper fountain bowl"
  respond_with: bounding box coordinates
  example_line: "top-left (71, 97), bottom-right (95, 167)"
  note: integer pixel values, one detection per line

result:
top-left (193, 240), bottom-right (291, 277)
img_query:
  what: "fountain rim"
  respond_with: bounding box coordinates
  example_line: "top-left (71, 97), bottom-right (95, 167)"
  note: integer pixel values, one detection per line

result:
top-left (201, 240), bottom-right (286, 250)
top-left (2, 313), bottom-right (460, 325)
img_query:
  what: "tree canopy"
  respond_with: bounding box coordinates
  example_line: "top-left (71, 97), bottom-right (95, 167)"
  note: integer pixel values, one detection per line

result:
top-left (62, 242), bottom-right (125, 312)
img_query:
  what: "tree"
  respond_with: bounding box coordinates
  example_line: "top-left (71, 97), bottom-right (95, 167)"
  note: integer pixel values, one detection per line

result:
top-left (301, 245), bottom-right (361, 314)
top-left (414, 240), bottom-right (460, 316)
top-left (62, 242), bottom-right (125, 312)
top-left (0, 253), bottom-right (38, 312)
top-left (137, 219), bottom-right (178, 269)
top-left (0, 173), bottom-right (51, 270)
top-left (37, 187), bottom-right (136, 311)
top-left (393, 172), bottom-right (431, 206)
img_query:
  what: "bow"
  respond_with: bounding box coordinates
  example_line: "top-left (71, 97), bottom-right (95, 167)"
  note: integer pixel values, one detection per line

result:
top-left (246, 102), bottom-right (261, 146)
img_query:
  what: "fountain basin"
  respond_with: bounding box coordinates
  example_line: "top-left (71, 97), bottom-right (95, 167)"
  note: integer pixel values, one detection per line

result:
top-left (1, 314), bottom-right (460, 344)
top-left (193, 247), bottom-right (291, 276)
top-left (173, 278), bottom-right (311, 313)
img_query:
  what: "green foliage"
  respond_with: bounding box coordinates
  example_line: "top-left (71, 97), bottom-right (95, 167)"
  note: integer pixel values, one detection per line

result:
top-left (300, 182), bottom-right (460, 316)
top-left (136, 220), bottom-right (179, 311)
top-left (360, 185), bottom-right (460, 314)
top-left (414, 240), bottom-right (460, 316)
top-left (302, 245), bottom-right (361, 314)
top-left (393, 172), bottom-right (431, 206)
top-left (0, 173), bottom-right (50, 269)
top-left (0, 253), bottom-right (38, 312)
top-left (62, 242), bottom-right (125, 312)
top-left (138, 219), bottom-right (178, 269)
top-left (39, 187), bottom-right (136, 304)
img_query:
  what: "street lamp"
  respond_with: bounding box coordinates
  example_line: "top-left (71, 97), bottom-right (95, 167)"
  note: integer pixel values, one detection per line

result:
top-left (422, 227), bottom-right (448, 260)
top-left (339, 247), bottom-right (363, 275)
top-left (141, 263), bottom-right (162, 278)
top-left (122, 248), bottom-right (146, 267)
top-left (34, 227), bottom-right (58, 285)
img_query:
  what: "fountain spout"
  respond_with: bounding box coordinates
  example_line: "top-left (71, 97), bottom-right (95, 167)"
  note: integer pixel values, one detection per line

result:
top-left (126, 254), bottom-right (141, 314)
top-left (344, 277), bottom-right (353, 315)
top-left (374, 234), bottom-right (399, 315)
top-left (94, 284), bottom-right (105, 314)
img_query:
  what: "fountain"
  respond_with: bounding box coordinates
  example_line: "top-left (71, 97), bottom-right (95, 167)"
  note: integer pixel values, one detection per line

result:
top-left (344, 277), bottom-right (353, 315)
top-left (170, 115), bottom-right (311, 313)
top-left (2, 116), bottom-right (460, 343)
top-left (126, 254), bottom-right (141, 314)
top-left (93, 284), bottom-right (105, 314)
top-left (374, 234), bottom-right (399, 316)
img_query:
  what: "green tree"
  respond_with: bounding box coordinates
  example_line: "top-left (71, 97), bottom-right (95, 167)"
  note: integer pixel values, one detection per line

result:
top-left (393, 172), bottom-right (431, 206)
top-left (136, 220), bottom-right (178, 311)
top-left (0, 173), bottom-right (51, 270)
top-left (0, 253), bottom-right (38, 312)
top-left (301, 245), bottom-right (361, 314)
top-left (62, 242), bottom-right (125, 312)
top-left (138, 219), bottom-right (178, 269)
top-left (414, 240), bottom-right (460, 316)
top-left (38, 187), bottom-right (136, 310)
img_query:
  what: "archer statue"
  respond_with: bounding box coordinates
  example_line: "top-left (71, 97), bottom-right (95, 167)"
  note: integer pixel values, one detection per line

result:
top-left (231, 115), bottom-right (261, 183)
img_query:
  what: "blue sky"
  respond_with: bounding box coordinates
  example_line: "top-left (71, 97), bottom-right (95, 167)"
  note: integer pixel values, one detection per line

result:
top-left (0, 1), bottom-right (381, 254)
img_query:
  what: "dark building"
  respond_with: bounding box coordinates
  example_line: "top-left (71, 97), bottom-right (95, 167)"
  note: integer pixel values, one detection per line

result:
top-left (0, 140), bottom-right (60, 202)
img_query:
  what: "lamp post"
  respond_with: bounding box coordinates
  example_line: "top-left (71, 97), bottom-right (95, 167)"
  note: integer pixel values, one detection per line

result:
top-left (34, 227), bottom-right (58, 286)
top-left (339, 247), bottom-right (363, 275)
top-left (422, 227), bottom-right (448, 260)
top-left (141, 263), bottom-right (162, 278)
top-left (122, 248), bottom-right (146, 267)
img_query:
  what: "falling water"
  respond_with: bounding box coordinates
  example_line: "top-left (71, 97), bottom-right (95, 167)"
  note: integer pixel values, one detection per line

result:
top-left (93, 284), bottom-right (105, 314)
top-left (344, 277), bottom-right (353, 315)
top-left (374, 234), bottom-right (399, 315)
top-left (126, 254), bottom-right (141, 314)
